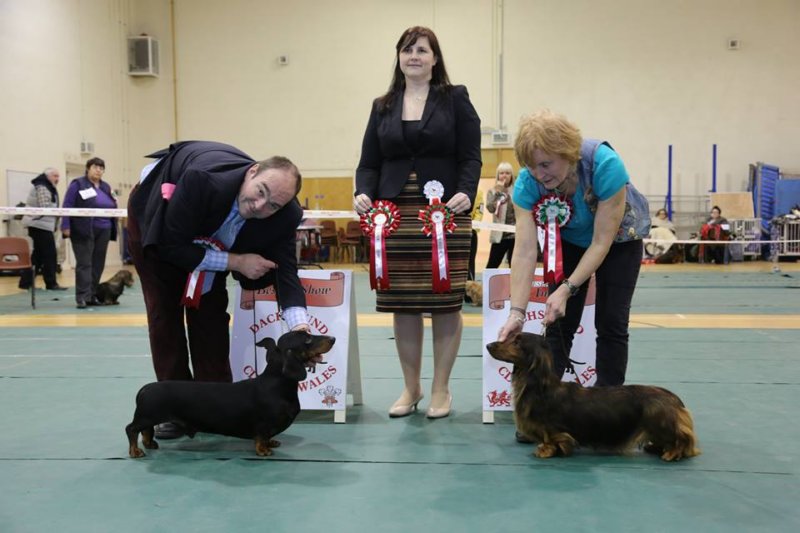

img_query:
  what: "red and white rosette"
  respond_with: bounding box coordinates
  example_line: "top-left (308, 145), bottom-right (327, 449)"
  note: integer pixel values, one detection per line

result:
top-left (360, 200), bottom-right (401, 290)
top-left (419, 180), bottom-right (456, 293)
top-left (533, 195), bottom-right (572, 284)
top-left (182, 236), bottom-right (226, 308)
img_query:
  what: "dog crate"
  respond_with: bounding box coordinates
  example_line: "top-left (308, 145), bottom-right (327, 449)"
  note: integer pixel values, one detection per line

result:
top-left (729, 218), bottom-right (761, 259)
top-left (778, 221), bottom-right (800, 257)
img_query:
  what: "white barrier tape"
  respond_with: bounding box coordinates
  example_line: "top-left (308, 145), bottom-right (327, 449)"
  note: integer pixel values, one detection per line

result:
top-left (3, 207), bottom-right (798, 245)
top-left (642, 238), bottom-right (800, 245)
top-left (1, 206), bottom-right (127, 217)
top-left (0, 206), bottom-right (359, 219)
top-left (473, 220), bottom-right (516, 232)
top-left (304, 210), bottom-right (359, 219)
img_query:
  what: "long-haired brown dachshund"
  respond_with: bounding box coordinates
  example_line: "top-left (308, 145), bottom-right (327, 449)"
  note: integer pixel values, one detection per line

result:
top-left (486, 333), bottom-right (700, 461)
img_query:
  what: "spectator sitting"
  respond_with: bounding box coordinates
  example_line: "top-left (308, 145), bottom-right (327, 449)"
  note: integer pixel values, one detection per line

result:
top-left (700, 205), bottom-right (730, 264)
top-left (650, 208), bottom-right (675, 233)
top-left (645, 208), bottom-right (679, 260)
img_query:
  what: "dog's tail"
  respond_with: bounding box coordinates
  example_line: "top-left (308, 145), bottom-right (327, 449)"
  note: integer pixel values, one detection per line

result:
top-left (675, 407), bottom-right (701, 458)
top-left (660, 407), bottom-right (701, 461)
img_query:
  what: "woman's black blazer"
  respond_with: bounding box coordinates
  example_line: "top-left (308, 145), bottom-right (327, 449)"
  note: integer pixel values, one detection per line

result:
top-left (355, 85), bottom-right (482, 204)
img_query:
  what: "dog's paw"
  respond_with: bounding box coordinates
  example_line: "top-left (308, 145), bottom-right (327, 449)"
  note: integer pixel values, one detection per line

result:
top-left (255, 436), bottom-right (276, 456)
top-left (129, 446), bottom-right (146, 458)
top-left (534, 443), bottom-right (558, 458)
top-left (143, 439), bottom-right (159, 450)
top-left (255, 446), bottom-right (274, 457)
top-left (660, 448), bottom-right (687, 462)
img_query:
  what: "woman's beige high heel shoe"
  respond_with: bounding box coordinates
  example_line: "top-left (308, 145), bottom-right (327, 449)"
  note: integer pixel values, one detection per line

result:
top-left (388, 394), bottom-right (424, 418)
top-left (426, 394), bottom-right (452, 419)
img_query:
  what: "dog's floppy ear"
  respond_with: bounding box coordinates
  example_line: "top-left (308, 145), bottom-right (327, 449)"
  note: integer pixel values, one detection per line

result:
top-left (530, 348), bottom-right (553, 376)
top-left (521, 334), bottom-right (554, 375)
top-left (528, 340), bottom-right (556, 393)
top-left (256, 337), bottom-right (278, 364)
top-left (256, 337), bottom-right (277, 351)
top-left (282, 350), bottom-right (308, 382)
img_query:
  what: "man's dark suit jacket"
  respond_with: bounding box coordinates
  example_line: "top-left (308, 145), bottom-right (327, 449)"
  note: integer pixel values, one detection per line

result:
top-left (128, 141), bottom-right (305, 309)
top-left (355, 85), bottom-right (481, 204)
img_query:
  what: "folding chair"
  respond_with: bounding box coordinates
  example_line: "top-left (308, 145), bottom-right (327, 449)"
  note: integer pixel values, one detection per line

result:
top-left (0, 237), bottom-right (36, 308)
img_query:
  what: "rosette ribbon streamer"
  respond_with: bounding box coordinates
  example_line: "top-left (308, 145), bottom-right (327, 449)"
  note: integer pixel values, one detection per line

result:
top-left (533, 195), bottom-right (572, 284)
top-left (418, 198), bottom-right (456, 293)
top-left (360, 200), bottom-right (401, 290)
top-left (182, 237), bottom-right (226, 308)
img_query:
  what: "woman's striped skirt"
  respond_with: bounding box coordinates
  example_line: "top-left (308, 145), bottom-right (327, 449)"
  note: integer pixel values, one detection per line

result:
top-left (376, 174), bottom-right (470, 314)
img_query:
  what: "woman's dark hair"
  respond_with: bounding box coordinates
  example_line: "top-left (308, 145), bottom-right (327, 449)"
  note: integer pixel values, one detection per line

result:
top-left (711, 205), bottom-right (721, 214)
top-left (85, 157), bottom-right (105, 171)
top-left (376, 26), bottom-right (451, 113)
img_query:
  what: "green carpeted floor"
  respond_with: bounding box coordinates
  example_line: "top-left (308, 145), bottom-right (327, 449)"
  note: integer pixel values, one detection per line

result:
top-left (0, 269), bottom-right (798, 532)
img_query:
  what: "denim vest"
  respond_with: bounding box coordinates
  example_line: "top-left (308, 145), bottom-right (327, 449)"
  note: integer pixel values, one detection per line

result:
top-left (537, 139), bottom-right (650, 243)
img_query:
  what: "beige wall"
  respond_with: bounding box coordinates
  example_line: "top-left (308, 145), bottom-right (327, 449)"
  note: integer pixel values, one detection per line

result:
top-left (173, 0), bottom-right (800, 193)
top-left (2, 0), bottom-right (799, 233)
top-left (0, 0), bottom-right (175, 257)
top-left (503, 0), bottom-right (800, 198)
top-left (171, 0), bottom-right (496, 176)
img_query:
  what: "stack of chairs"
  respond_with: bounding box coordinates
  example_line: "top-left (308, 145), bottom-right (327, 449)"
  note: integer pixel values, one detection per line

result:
top-left (337, 220), bottom-right (365, 263)
top-left (318, 220), bottom-right (339, 262)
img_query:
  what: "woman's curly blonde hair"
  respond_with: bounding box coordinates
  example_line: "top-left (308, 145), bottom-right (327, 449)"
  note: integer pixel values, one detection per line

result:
top-left (514, 110), bottom-right (582, 169)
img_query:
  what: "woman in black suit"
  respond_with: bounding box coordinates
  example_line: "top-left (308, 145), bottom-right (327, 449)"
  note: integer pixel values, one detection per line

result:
top-left (354, 26), bottom-right (481, 420)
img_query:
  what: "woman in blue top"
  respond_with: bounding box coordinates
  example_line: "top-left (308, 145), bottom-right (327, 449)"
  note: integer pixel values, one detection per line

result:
top-left (497, 110), bottom-right (650, 388)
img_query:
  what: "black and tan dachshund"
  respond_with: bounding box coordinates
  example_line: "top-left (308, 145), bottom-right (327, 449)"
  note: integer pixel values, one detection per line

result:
top-left (95, 270), bottom-right (135, 305)
top-left (126, 330), bottom-right (335, 458)
top-left (486, 333), bottom-right (700, 461)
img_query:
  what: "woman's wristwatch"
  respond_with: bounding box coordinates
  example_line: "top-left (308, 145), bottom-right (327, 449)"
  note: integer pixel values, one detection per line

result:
top-left (561, 278), bottom-right (579, 297)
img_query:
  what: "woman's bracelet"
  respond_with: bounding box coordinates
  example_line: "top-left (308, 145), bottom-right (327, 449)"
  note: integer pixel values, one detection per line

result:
top-left (509, 306), bottom-right (526, 324)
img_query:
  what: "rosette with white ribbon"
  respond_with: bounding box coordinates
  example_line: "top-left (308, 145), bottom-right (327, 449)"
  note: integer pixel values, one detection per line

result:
top-left (422, 180), bottom-right (445, 202)
top-left (533, 195), bottom-right (572, 284)
top-left (182, 237), bottom-right (226, 308)
top-left (360, 200), bottom-right (401, 290)
top-left (418, 198), bottom-right (456, 293)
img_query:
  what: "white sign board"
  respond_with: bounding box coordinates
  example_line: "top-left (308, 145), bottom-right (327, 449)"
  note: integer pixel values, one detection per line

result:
top-left (482, 268), bottom-right (597, 421)
top-left (230, 270), bottom-right (360, 421)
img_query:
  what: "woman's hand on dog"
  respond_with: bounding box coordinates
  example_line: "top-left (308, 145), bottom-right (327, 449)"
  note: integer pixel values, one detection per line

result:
top-left (498, 288), bottom-right (569, 342)
top-left (228, 253), bottom-right (277, 279)
top-left (497, 315), bottom-right (524, 343)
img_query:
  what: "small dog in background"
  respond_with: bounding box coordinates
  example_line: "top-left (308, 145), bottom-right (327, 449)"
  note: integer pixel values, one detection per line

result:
top-left (486, 333), bottom-right (700, 461)
top-left (464, 280), bottom-right (483, 307)
top-left (95, 270), bottom-right (134, 305)
top-left (655, 243), bottom-right (685, 264)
